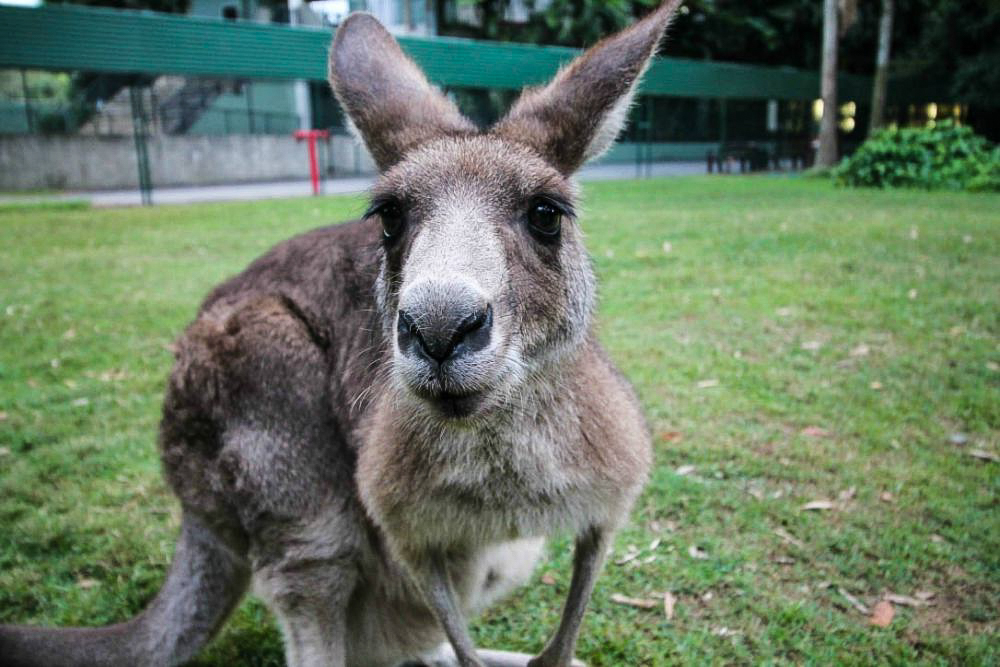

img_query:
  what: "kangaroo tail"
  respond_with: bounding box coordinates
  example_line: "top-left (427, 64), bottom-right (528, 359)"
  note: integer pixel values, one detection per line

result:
top-left (0, 513), bottom-right (249, 667)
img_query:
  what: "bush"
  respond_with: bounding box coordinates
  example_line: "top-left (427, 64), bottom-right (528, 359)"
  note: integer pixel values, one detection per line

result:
top-left (833, 120), bottom-right (1000, 192)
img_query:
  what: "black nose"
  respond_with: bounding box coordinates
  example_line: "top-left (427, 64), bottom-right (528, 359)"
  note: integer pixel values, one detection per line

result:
top-left (397, 303), bottom-right (493, 364)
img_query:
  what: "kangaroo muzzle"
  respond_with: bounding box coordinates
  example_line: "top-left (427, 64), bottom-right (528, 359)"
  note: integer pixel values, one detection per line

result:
top-left (397, 281), bottom-right (493, 365)
top-left (392, 275), bottom-right (507, 418)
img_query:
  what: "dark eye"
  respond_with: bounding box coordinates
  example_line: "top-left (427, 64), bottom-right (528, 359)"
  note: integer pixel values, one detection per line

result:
top-left (370, 201), bottom-right (405, 240)
top-left (527, 200), bottom-right (562, 238)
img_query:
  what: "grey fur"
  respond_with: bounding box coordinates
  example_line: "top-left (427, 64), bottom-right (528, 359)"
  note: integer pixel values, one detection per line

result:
top-left (0, 3), bottom-right (681, 666)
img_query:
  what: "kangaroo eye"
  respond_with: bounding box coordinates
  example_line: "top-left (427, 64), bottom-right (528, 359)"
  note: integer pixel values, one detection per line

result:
top-left (369, 201), bottom-right (405, 240)
top-left (527, 201), bottom-right (562, 238)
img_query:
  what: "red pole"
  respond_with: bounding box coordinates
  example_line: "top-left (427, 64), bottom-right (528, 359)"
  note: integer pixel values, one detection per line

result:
top-left (295, 130), bottom-right (329, 196)
top-left (307, 135), bottom-right (319, 196)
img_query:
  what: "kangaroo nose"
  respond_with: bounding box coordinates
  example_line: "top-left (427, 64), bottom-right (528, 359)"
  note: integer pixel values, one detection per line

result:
top-left (397, 303), bottom-right (493, 363)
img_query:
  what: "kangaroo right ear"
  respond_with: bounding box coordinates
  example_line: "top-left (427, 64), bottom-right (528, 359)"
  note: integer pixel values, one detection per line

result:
top-left (493, 0), bottom-right (682, 175)
top-left (329, 14), bottom-right (475, 171)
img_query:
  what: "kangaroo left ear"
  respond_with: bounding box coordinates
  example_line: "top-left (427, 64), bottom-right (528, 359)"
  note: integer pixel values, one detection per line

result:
top-left (329, 13), bottom-right (476, 172)
top-left (492, 0), bottom-right (682, 175)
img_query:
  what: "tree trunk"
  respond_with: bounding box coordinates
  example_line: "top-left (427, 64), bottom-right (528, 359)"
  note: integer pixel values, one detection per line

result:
top-left (816, 0), bottom-right (839, 168)
top-left (402, 0), bottom-right (413, 31)
top-left (868, 0), bottom-right (894, 135)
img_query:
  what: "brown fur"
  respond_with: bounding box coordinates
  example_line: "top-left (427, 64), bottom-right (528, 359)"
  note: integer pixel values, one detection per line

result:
top-left (0, 4), bottom-right (681, 666)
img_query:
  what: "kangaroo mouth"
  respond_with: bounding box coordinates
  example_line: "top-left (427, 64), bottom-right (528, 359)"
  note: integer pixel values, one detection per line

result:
top-left (394, 334), bottom-right (513, 420)
top-left (413, 385), bottom-right (486, 419)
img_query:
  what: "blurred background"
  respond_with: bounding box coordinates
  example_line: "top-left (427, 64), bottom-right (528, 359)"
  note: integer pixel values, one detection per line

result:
top-left (1, 0), bottom-right (997, 201)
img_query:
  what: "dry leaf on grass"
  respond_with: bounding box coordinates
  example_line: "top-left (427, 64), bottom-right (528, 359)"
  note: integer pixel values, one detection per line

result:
top-left (837, 587), bottom-right (870, 615)
top-left (838, 487), bottom-right (857, 502)
top-left (610, 593), bottom-right (658, 609)
top-left (99, 369), bottom-right (127, 383)
top-left (71, 398), bottom-right (89, 407)
top-left (675, 464), bottom-right (696, 476)
top-left (870, 600), bottom-right (894, 627)
top-left (800, 426), bottom-right (830, 438)
top-left (880, 492), bottom-right (894, 503)
top-left (0, 446), bottom-right (11, 457)
top-left (541, 573), bottom-right (556, 586)
top-left (658, 431), bottom-right (683, 443)
top-left (663, 592), bottom-right (676, 620)
top-left (801, 500), bottom-right (835, 511)
top-left (850, 343), bottom-right (870, 357)
top-left (0, 411), bottom-right (7, 421)
top-left (774, 528), bottom-right (805, 549)
top-left (774, 556), bottom-right (796, 565)
top-left (77, 578), bottom-right (99, 589)
top-left (801, 340), bottom-right (823, 351)
top-left (967, 449), bottom-right (998, 463)
top-left (949, 432), bottom-right (969, 446)
top-left (688, 545), bottom-right (709, 560)
top-left (696, 379), bottom-right (719, 389)
top-left (884, 592), bottom-right (931, 607)
top-left (614, 547), bottom-right (640, 566)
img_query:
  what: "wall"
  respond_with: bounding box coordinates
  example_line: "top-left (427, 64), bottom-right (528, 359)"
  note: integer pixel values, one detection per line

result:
top-left (0, 133), bottom-right (376, 190)
top-left (0, 133), bottom-right (717, 191)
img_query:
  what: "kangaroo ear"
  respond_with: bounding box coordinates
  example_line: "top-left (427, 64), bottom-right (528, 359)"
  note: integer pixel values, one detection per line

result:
top-left (329, 13), bottom-right (476, 171)
top-left (493, 0), bottom-right (682, 175)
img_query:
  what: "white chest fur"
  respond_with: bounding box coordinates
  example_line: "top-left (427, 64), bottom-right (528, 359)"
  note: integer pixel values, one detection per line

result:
top-left (362, 409), bottom-right (623, 555)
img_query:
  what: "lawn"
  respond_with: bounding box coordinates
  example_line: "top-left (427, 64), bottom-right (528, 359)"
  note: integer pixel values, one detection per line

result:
top-left (0, 177), bottom-right (997, 665)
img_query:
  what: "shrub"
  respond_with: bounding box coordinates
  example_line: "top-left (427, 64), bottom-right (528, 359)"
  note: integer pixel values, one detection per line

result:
top-left (833, 120), bottom-right (1000, 192)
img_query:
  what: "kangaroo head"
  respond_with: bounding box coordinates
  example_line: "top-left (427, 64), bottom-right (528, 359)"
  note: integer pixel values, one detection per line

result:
top-left (329, 1), bottom-right (680, 419)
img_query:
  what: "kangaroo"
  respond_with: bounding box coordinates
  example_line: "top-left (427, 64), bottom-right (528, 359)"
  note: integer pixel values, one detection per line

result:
top-left (0, 2), bottom-right (681, 665)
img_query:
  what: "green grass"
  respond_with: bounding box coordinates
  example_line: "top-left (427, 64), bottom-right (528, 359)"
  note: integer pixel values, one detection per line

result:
top-left (1, 177), bottom-right (997, 665)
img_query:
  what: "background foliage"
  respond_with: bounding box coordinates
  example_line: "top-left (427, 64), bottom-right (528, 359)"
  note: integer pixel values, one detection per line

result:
top-left (834, 120), bottom-right (1000, 192)
top-left (442, 0), bottom-right (999, 135)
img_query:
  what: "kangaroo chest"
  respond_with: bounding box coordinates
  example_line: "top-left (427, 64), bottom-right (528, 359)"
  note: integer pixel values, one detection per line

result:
top-left (360, 417), bottom-right (603, 551)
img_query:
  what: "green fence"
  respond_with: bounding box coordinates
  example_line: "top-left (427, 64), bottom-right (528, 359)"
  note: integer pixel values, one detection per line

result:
top-left (0, 4), bottom-right (916, 103)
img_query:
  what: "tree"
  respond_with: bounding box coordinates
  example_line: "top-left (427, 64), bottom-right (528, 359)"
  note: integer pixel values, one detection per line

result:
top-left (868, 0), bottom-right (893, 134)
top-left (904, 0), bottom-right (1000, 109)
top-left (438, 0), bottom-right (655, 47)
top-left (438, 0), bottom-right (1000, 139)
top-left (816, 0), bottom-right (839, 168)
